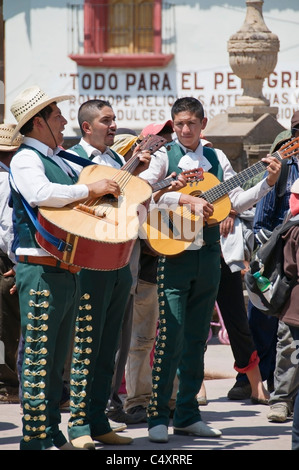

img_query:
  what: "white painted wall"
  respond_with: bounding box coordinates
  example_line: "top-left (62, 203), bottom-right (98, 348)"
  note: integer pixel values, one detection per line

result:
top-left (3, 1), bottom-right (299, 135)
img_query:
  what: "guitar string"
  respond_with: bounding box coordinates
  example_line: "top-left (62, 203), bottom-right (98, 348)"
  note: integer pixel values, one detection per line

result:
top-left (174, 143), bottom-right (294, 224)
top-left (79, 137), bottom-right (165, 217)
top-left (93, 157), bottom-right (139, 217)
top-left (79, 137), bottom-right (299, 225)
top-left (165, 149), bottom-right (275, 233)
top-left (155, 171), bottom-right (203, 234)
top-left (149, 138), bottom-right (299, 240)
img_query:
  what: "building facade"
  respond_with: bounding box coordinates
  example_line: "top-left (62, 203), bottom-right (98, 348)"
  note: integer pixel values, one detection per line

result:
top-left (3, 0), bottom-right (299, 136)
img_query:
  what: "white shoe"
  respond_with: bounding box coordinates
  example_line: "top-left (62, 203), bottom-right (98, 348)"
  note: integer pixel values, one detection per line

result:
top-left (70, 435), bottom-right (96, 450)
top-left (148, 424), bottom-right (168, 443)
top-left (59, 441), bottom-right (87, 450)
top-left (174, 421), bottom-right (222, 437)
top-left (108, 419), bottom-right (127, 432)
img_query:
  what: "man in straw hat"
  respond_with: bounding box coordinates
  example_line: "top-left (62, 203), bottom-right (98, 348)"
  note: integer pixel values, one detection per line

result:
top-left (0, 124), bottom-right (22, 405)
top-left (9, 85), bottom-right (121, 450)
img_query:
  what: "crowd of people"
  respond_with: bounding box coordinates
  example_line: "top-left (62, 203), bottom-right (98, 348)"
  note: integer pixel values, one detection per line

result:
top-left (1, 84), bottom-right (299, 450)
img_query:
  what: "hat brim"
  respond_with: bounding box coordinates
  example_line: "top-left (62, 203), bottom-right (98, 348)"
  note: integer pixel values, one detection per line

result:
top-left (142, 120), bottom-right (173, 137)
top-left (111, 135), bottom-right (138, 156)
top-left (0, 143), bottom-right (21, 152)
top-left (11, 94), bottom-right (72, 142)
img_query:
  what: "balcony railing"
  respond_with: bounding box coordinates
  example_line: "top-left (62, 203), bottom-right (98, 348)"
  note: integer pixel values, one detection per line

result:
top-left (67, 1), bottom-right (175, 66)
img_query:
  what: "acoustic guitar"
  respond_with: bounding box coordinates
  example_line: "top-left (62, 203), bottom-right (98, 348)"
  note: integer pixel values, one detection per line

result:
top-left (36, 134), bottom-right (166, 271)
top-left (141, 136), bottom-right (299, 257)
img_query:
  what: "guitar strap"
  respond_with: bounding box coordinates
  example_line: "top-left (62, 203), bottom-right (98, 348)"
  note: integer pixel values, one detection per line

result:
top-left (0, 161), bottom-right (10, 172)
top-left (10, 171), bottom-right (71, 253)
top-left (10, 148), bottom-right (95, 255)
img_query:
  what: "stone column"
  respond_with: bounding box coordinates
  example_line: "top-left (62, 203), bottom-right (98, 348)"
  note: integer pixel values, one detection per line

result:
top-left (204, 0), bottom-right (284, 170)
top-left (227, 0), bottom-right (280, 120)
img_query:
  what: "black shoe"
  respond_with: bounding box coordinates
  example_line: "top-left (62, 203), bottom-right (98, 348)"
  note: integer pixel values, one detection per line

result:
top-left (126, 405), bottom-right (147, 423)
top-left (106, 406), bottom-right (146, 424)
top-left (227, 382), bottom-right (252, 400)
top-left (250, 396), bottom-right (269, 405)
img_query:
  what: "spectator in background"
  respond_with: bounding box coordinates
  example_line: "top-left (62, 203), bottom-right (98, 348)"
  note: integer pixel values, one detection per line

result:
top-left (280, 177), bottom-right (299, 449)
top-left (230, 113), bottom-right (299, 424)
top-left (0, 124), bottom-right (22, 404)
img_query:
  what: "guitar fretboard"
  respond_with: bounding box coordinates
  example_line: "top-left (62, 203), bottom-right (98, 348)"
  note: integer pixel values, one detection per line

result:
top-left (201, 150), bottom-right (281, 203)
top-left (151, 177), bottom-right (176, 192)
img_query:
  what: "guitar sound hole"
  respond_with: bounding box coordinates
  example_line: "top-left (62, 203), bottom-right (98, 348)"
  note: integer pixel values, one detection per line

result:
top-left (101, 194), bottom-right (118, 203)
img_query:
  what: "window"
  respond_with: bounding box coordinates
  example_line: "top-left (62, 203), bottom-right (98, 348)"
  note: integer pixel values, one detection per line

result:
top-left (68, 0), bottom-right (174, 67)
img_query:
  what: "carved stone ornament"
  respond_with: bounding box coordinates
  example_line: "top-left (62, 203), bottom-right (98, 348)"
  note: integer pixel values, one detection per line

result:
top-left (227, 0), bottom-right (280, 107)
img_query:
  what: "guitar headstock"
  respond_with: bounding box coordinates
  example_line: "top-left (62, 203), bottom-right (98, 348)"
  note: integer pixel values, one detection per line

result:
top-left (139, 134), bottom-right (167, 154)
top-left (278, 136), bottom-right (299, 160)
top-left (181, 167), bottom-right (204, 182)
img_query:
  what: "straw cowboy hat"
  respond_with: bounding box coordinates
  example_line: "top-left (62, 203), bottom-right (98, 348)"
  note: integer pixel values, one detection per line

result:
top-left (0, 123), bottom-right (23, 151)
top-left (111, 134), bottom-right (139, 157)
top-left (10, 85), bottom-right (72, 141)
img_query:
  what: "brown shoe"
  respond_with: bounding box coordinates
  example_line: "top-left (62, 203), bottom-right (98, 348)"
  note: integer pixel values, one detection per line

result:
top-left (92, 431), bottom-right (133, 445)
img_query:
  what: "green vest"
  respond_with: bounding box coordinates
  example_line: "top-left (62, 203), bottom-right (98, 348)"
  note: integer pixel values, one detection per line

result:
top-left (166, 142), bottom-right (223, 245)
top-left (71, 143), bottom-right (124, 167)
top-left (11, 144), bottom-right (78, 249)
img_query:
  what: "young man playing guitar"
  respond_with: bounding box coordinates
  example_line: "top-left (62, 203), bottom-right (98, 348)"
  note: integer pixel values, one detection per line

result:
top-left (140, 96), bottom-right (282, 443)
top-left (66, 99), bottom-right (183, 449)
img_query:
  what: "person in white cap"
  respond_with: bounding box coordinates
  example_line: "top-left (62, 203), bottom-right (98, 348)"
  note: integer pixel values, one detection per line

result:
top-left (0, 124), bottom-right (22, 404)
top-left (9, 85), bottom-right (121, 450)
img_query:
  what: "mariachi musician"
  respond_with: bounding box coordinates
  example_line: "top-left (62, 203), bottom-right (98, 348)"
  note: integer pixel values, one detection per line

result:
top-left (9, 86), bottom-right (121, 450)
top-left (139, 97), bottom-right (282, 443)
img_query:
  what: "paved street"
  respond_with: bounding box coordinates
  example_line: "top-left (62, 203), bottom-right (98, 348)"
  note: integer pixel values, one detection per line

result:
top-left (0, 338), bottom-right (293, 452)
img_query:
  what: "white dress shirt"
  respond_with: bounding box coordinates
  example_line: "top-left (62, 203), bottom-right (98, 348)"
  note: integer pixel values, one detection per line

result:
top-left (0, 169), bottom-right (15, 263)
top-left (10, 137), bottom-right (89, 257)
top-left (139, 137), bottom-right (273, 214)
top-left (71, 138), bottom-right (126, 168)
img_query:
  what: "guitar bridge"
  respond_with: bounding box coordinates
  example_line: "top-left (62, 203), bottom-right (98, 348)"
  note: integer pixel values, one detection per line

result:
top-left (74, 199), bottom-right (119, 226)
top-left (75, 203), bottom-right (107, 218)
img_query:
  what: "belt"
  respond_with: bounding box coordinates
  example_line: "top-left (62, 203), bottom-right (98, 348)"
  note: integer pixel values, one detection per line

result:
top-left (18, 255), bottom-right (81, 273)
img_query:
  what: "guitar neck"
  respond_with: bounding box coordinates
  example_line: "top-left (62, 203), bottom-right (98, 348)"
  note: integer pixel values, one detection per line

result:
top-left (151, 176), bottom-right (176, 193)
top-left (201, 150), bottom-right (281, 203)
top-left (122, 153), bottom-right (140, 174)
top-left (120, 135), bottom-right (167, 175)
